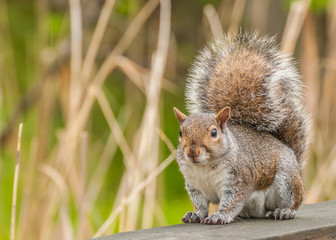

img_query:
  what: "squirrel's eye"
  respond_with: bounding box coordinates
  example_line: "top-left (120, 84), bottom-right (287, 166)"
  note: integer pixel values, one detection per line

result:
top-left (179, 130), bottom-right (182, 137)
top-left (211, 128), bottom-right (217, 138)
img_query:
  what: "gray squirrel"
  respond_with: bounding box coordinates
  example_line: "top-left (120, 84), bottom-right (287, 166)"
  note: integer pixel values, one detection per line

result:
top-left (173, 31), bottom-right (312, 224)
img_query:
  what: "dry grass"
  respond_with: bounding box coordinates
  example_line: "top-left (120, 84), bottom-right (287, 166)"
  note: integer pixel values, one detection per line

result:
top-left (14, 0), bottom-right (173, 239)
top-left (10, 123), bottom-right (23, 240)
top-left (1, 0), bottom-right (336, 239)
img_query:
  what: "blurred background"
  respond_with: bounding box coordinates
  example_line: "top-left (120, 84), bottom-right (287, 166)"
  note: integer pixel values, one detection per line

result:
top-left (1, 0), bottom-right (336, 239)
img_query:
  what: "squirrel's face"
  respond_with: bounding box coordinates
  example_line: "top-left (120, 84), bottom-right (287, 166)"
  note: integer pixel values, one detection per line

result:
top-left (173, 107), bottom-right (230, 165)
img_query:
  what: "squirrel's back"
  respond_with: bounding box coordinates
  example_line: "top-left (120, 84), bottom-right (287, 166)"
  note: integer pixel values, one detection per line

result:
top-left (186, 31), bottom-right (311, 168)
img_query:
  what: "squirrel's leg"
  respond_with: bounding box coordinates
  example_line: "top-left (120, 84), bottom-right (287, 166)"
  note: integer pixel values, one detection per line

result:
top-left (201, 185), bottom-right (251, 224)
top-left (182, 184), bottom-right (209, 223)
top-left (239, 191), bottom-right (266, 218)
top-left (265, 161), bottom-right (304, 220)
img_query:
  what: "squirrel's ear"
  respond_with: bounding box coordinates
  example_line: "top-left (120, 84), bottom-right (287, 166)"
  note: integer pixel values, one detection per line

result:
top-left (216, 107), bottom-right (231, 129)
top-left (173, 107), bottom-right (187, 124)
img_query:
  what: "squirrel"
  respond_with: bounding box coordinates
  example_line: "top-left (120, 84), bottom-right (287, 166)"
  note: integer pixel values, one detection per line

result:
top-left (173, 31), bottom-right (312, 225)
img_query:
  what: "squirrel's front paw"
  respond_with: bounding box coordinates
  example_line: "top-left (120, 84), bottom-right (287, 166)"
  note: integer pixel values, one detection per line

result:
top-left (201, 212), bottom-right (230, 225)
top-left (181, 211), bottom-right (206, 223)
top-left (266, 208), bottom-right (296, 220)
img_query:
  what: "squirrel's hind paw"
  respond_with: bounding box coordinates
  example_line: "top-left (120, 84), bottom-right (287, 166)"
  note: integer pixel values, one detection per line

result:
top-left (201, 212), bottom-right (230, 225)
top-left (266, 208), bottom-right (296, 220)
top-left (181, 211), bottom-right (203, 223)
top-left (181, 211), bottom-right (192, 223)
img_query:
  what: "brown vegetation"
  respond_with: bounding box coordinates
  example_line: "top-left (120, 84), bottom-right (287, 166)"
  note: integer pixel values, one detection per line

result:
top-left (1, 0), bottom-right (335, 239)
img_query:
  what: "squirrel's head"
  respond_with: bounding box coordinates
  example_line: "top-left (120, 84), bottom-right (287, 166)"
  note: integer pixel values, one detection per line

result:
top-left (173, 107), bottom-right (230, 165)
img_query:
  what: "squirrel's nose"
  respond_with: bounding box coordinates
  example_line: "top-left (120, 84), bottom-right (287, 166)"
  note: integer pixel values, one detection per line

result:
top-left (187, 147), bottom-right (200, 162)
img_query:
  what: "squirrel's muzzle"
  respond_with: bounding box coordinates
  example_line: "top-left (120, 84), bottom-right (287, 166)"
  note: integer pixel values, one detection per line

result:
top-left (186, 146), bottom-right (201, 163)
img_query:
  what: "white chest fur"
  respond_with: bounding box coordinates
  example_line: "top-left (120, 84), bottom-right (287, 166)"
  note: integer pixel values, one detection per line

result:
top-left (179, 162), bottom-right (227, 204)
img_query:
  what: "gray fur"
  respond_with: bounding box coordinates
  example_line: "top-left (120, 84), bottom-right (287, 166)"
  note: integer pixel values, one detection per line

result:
top-left (177, 31), bottom-right (311, 225)
top-left (177, 123), bottom-right (304, 224)
top-left (185, 30), bottom-right (312, 168)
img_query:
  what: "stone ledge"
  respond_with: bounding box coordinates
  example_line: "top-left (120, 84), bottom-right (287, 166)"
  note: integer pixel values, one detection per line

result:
top-left (93, 200), bottom-right (336, 240)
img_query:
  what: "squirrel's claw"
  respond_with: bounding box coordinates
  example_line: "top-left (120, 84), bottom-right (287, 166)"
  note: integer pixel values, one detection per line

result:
top-left (266, 208), bottom-right (296, 220)
top-left (181, 211), bottom-right (204, 223)
top-left (201, 212), bottom-right (229, 225)
top-left (190, 212), bottom-right (201, 223)
top-left (181, 211), bottom-right (192, 223)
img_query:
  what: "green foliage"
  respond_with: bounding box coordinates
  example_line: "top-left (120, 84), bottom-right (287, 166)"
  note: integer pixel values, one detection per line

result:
top-left (310, 0), bottom-right (329, 13)
top-left (115, 0), bottom-right (140, 17)
top-left (0, 151), bottom-right (15, 239)
top-left (196, 0), bottom-right (222, 6)
top-left (6, 1), bottom-right (36, 92)
top-left (1, 0), bottom-right (335, 239)
top-left (284, 0), bottom-right (329, 13)
top-left (44, 12), bottom-right (69, 41)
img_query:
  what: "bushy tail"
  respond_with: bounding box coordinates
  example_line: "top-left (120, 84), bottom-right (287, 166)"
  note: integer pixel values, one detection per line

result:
top-left (185, 31), bottom-right (312, 168)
